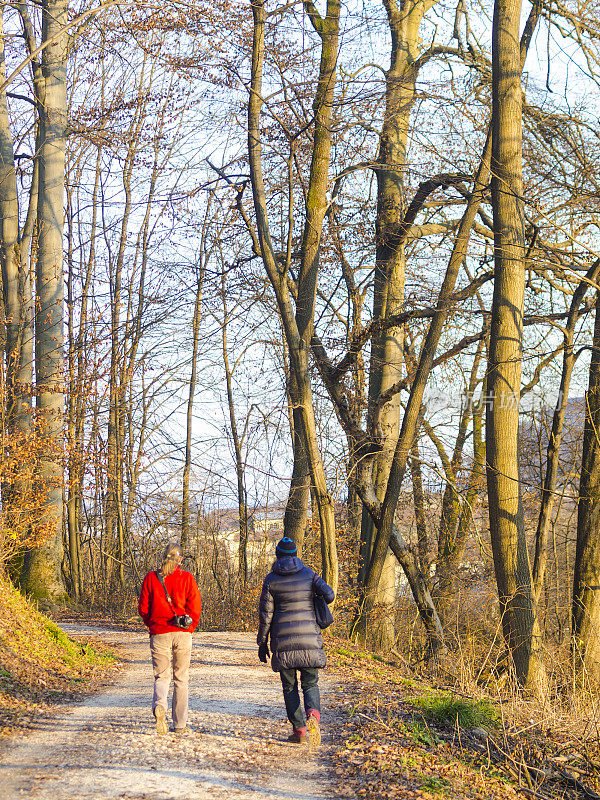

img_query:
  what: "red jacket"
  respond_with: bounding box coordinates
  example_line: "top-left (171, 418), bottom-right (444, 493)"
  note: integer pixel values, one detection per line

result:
top-left (138, 566), bottom-right (201, 635)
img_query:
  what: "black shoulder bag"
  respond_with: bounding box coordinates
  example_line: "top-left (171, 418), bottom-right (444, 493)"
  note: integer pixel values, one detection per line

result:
top-left (312, 573), bottom-right (334, 629)
top-left (155, 570), bottom-right (193, 629)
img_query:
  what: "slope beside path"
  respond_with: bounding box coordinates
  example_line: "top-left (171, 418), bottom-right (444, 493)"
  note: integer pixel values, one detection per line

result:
top-left (0, 628), bottom-right (339, 800)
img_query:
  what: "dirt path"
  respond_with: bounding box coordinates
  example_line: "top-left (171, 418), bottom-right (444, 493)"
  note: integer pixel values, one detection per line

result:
top-left (0, 628), bottom-right (341, 799)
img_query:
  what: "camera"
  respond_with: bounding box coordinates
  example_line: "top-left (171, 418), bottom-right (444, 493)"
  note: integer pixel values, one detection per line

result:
top-left (170, 614), bottom-right (193, 629)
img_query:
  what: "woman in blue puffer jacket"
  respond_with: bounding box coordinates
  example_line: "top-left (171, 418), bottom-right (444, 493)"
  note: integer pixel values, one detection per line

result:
top-left (257, 536), bottom-right (335, 746)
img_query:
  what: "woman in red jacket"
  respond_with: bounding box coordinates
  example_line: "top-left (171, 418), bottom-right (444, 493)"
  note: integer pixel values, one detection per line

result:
top-left (138, 543), bottom-right (201, 734)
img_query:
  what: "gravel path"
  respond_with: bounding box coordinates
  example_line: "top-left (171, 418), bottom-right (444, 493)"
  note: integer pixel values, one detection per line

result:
top-left (0, 628), bottom-right (339, 799)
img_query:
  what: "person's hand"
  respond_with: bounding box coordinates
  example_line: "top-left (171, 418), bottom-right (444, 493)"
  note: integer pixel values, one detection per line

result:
top-left (258, 642), bottom-right (270, 663)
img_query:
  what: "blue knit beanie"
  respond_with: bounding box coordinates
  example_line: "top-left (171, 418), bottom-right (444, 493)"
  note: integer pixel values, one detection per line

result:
top-left (276, 537), bottom-right (297, 557)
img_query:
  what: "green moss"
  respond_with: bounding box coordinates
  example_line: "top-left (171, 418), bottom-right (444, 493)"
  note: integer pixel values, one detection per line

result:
top-left (410, 691), bottom-right (499, 729)
top-left (43, 620), bottom-right (114, 668)
top-left (333, 646), bottom-right (355, 658)
top-left (44, 620), bottom-right (79, 663)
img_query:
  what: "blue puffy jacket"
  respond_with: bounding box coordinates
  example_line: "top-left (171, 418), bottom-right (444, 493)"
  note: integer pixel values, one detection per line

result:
top-left (257, 555), bottom-right (335, 672)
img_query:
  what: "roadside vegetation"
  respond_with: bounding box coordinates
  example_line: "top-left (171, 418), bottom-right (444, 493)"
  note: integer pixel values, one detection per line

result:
top-left (328, 638), bottom-right (600, 800)
top-left (0, 572), bottom-right (119, 738)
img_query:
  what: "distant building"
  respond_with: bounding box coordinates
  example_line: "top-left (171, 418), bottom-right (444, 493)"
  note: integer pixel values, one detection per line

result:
top-left (204, 505), bottom-right (290, 573)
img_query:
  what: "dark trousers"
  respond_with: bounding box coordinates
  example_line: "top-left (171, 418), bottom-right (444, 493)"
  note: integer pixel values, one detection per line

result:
top-left (279, 667), bottom-right (320, 730)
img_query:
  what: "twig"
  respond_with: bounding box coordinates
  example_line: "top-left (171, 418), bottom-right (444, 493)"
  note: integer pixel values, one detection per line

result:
top-left (516, 787), bottom-right (554, 800)
top-left (356, 712), bottom-right (393, 731)
top-left (555, 768), bottom-right (600, 799)
top-left (488, 737), bottom-right (538, 793)
top-left (390, 648), bottom-right (415, 670)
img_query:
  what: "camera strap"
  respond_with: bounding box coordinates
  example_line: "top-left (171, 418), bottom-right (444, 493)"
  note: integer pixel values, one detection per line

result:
top-left (155, 570), bottom-right (177, 614)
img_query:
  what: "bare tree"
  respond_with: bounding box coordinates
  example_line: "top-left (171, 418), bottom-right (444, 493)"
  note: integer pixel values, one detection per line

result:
top-left (0, 8), bottom-right (34, 550)
top-left (486, 0), bottom-right (546, 692)
top-left (532, 260), bottom-right (600, 605)
top-left (18, 0), bottom-right (69, 601)
top-left (572, 290), bottom-right (600, 682)
top-left (245, 0), bottom-right (340, 592)
top-left (181, 256), bottom-right (205, 555)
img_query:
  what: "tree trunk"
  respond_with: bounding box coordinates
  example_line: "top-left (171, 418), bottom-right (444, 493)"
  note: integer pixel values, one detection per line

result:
top-left (320, 0), bottom-right (541, 659)
top-left (572, 291), bottom-right (600, 683)
top-left (247, 0), bottom-right (339, 593)
top-left (105, 199), bottom-right (128, 588)
top-left (65, 197), bottom-right (80, 599)
top-left (328, 210), bottom-right (366, 554)
top-left (22, 0), bottom-right (69, 603)
top-left (410, 439), bottom-right (429, 575)
top-left (283, 373), bottom-right (311, 557)
top-left (220, 273), bottom-right (249, 586)
top-left (532, 260), bottom-right (600, 603)
top-left (486, 0), bottom-right (546, 694)
top-left (434, 332), bottom-right (485, 626)
top-left (182, 264), bottom-right (204, 554)
top-left (104, 114), bottom-right (141, 587)
top-left (389, 522), bottom-right (445, 658)
top-left (352, 132), bottom-right (493, 653)
top-left (0, 10), bottom-right (34, 547)
top-left (353, 0), bottom-right (431, 651)
top-left (65, 143), bottom-right (101, 600)
top-left (293, 0), bottom-right (340, 593)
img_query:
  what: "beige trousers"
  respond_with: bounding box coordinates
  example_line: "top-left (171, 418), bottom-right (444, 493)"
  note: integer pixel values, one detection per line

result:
top-left (150, 631), bottom-right (193, 728)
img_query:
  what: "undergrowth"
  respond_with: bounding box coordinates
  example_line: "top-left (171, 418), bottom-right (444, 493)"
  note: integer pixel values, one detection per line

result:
top-left (326, 636), bottom-right (600, 800)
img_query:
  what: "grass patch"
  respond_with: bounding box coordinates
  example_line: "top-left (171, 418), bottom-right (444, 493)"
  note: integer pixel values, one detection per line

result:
top-left (411, 691), bottom-right (499, 729)
top-left (406, 718), bottom-right (440, 747)
top-left (420, 774), bottom-right (451, 795)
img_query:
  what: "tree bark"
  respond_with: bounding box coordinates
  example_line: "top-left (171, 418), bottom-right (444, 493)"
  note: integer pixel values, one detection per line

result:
top-left (283, 372), bottom-right (311, 556)
top-left (434, 332), bottom-right (485, 625)
top-left (486, 0), bottom-right (546, 693)
top-left (220, 272), bottom-right (249, 585)
top-left (0, 10), bottom-right (34, 548)
top-left (65, 143), bottom-right (101, 600)
top-left (21, 0), bottom-right (69, 602)
top-left (340, 0), bottom-right (542, 657)
top-left (410, 439), bottom-right (429, 575)
top-left (182, 263), bottom-right (204, 554)
top-left (247, 0), bottom-right (340, 592)
top-left (103, 88), bottom-right (150, 587)
top-left (353, 0), bottom-right (431, 651)
top-left (352, 136), bottom-right (492, 654)
top-left (66, 196), bottom-right (79, 599)
top-left (532, 260), bottom-right (600, 603)
top-left (572, 291), bottom-right (600, 683)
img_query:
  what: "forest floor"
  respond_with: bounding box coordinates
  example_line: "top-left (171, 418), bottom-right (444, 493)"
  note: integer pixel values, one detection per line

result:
top-left (0, 618), bottom-right (597, 800)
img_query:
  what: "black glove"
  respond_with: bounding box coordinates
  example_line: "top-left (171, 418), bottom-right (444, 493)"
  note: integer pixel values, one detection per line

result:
top-left (258, 642), bottom-right (270, 663)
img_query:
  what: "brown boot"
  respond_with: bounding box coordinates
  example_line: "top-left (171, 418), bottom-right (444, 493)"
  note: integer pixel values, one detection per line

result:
top-left (307, 712), bottom-right (321, 748)
top-left (287, 728), bottom-right (308, 744)
top-left (154, 705), bottom-right (168, 735)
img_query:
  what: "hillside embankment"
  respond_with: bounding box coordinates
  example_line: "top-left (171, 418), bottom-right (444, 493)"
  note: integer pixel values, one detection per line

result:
top-left (0, 575), bottom-right (118, 737)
